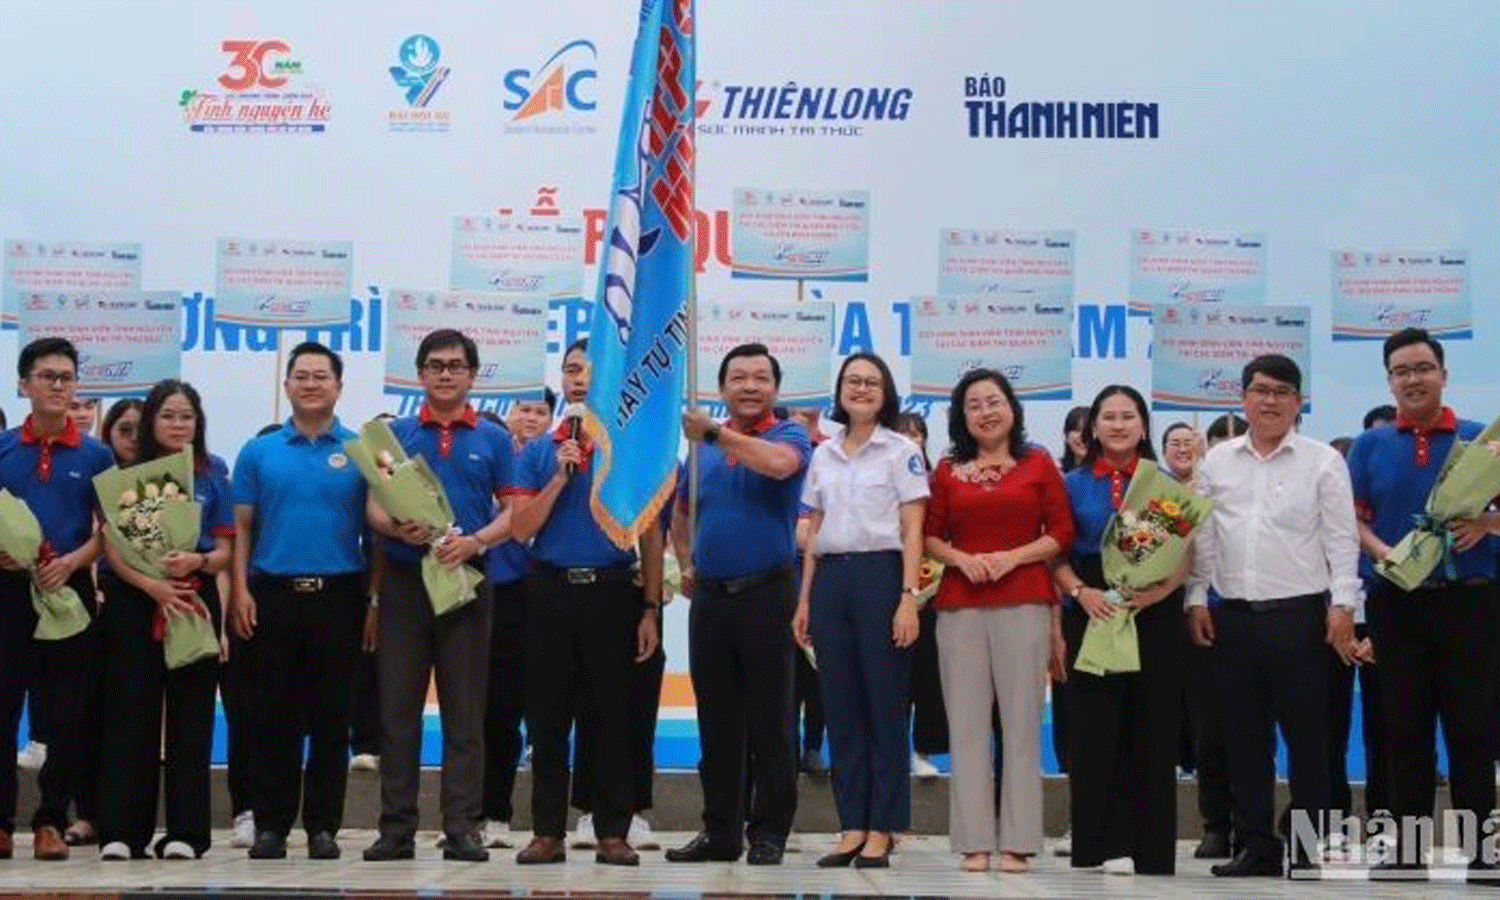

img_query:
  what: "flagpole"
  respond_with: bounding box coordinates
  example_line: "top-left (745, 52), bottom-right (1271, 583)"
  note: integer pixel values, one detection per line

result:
top-left (685, 107), bottom-right (700, 540)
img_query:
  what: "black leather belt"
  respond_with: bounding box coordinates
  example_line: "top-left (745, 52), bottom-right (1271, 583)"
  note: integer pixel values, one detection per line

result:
top-left (1219, 591), bottom-right (1329, 613)
top-left (534, 561), bottom-right (635, 585)
top-left (260, 573), bottom-right (361, 594)
top-left (702, 563), bottom-right (792, 596)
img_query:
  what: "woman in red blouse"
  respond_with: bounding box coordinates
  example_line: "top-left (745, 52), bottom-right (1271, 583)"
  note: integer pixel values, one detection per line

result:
top-left (923, 369), bottom-right (1074, 873)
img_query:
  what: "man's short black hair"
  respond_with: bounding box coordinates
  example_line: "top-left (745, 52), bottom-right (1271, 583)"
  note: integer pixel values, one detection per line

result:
top-left (18, 337), bottom-right (78, 380)
top-left (717, 343), bottom-right (781, 388)
top-left (1382, 327), bottom-right (1444, 370)
top-left (285, 341), bottom-right (343, 381)
top-left (1363, 404), bottom-right (1397, 430)
top-left (1241, 354), bottom-right (1301, 393)
top-left (416, 329), bottom-right (479, 371)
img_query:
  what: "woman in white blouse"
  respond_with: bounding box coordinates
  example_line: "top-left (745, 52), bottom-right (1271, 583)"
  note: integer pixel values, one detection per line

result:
top-left (792, 353), bottom-right (929, 868)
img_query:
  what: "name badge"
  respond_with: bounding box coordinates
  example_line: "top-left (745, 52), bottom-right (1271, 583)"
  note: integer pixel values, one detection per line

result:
top-left (327, 452), bottom-right (349, 469)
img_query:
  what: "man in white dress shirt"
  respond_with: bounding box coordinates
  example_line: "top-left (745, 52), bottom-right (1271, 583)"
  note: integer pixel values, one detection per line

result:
top-left (1187, 354), bottom-right (1360, 877)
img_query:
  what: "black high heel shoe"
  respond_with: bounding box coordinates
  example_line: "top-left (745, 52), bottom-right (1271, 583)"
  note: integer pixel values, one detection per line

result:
top-left (854, 845), bottom-right (891, 869)
top-left (816, 842), bottom-right (865, 868)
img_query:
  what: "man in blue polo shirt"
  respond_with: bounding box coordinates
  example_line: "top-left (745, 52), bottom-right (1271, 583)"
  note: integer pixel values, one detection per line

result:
top-left (0, 337), bottom-right (113, 862)
top-left (230, 341), bottom-right (368, 862)
top-left (362, 329), bottom-right (514, 864)
top-left (510, 338), bottom-right (662, 867)
top-left (1347, 327), bottom-right (1500, 872)
top-left (479, 386), bottom-right (555, 850)
top-left (666, 342), bottom-right (811, 866)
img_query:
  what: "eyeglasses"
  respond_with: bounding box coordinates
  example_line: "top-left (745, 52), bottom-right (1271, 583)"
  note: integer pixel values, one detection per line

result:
top-left (29, 370), bottom-right (76, 387)
top-left (422, 360), bottom-right (472, 376)
top-left (841, 375), bottom-right (882, 391)
top-left (964, 397), bottom-right (1010, 414)
top-left (1245, 384), bottom-right (1298, 400)
top-left (1388, 362), bottom-right (1439, 381)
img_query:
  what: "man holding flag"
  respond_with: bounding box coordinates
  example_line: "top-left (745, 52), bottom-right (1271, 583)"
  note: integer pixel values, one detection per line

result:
top-left (515, 0), bottom-right (694, 867)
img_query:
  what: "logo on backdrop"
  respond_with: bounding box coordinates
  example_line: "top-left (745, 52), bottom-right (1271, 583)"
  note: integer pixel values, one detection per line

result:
top-left (696, 79), bottom-right (913, 139)
top-left (502, 40), bottom-right (599, 135)
top-left (387, 34), bottom-right (451, 132)
top-left (962, 74), bottom-right (1160, 139)
top-left (179, 39), bottom-right (332, 133)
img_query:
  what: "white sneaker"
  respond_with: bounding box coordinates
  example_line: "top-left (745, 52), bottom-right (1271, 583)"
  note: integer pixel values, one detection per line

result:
top-left (162, 840), bottom-right (194, 860)
top-left (229, 811), bottom-right (255, 848)
top-left (1103, 856), bottom-right (1135, 875)
top-left (628, 814), bottom-right (659, 850)
top-left (483, 820), bottom-right (513, 849)
top-left (100, 841), bottom-right (130, 861)
top-left (1052, 827), bottom-right (1072, 857)
top-left (349, 753), bottom-right (379, 772)
top-left (16, 740), bottom-right (46, 771)
top-left (911, 752), bottom-right (940, 778)
top-left (570, 812), bottom-right (596, 849)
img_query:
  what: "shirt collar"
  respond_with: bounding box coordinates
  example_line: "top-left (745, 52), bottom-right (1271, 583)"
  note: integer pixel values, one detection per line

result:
top-left (283, 416), bottom-right (344, 445)
top-left (726, 412), bottom-right (778, 437)
top-left (1090, 455), bottom-right (1139, 478)
top-left (1233, 429), bottom-right (1298, 461)
top-left (20, 415), bottom-right (80, 448)
top-left (1395, 406), bottom-right (1457, 434)
top-left (419, 403), bottom-right (479, 429)
top-left (826, 425), bottom-right (894, 460)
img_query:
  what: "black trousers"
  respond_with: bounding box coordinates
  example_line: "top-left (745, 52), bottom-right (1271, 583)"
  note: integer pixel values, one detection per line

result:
top-left (689, 565), bottom-right (797, 850)
top-left (1328, 622), bottom-right (1387, 816)
top-left (909, 604), bottom-right (948, 756)
top-left (524, 571), bottom-right (640, 840)
top-left (349, 649), bottom-right (380, 757)
top-left (95, 574), bottom-right (219, 857)
top-left (220, 628), bottom-right (256, 818)
top-left (1215, 594), bottom-right (1330, 860)
top-left (0, 569), bottom-right (97, 833)
top-left (249, 573), bottom-right (364, 838)
top-left (574, 642), bottom-right (666, 814)
top-left (1186, 617), bottom-right (1232, 837)
top-left (482, 578), bottom-right (528, 824)
top-left (1064, 559), bottom-right (1182, 874)
top-left (794, 649), bottom-right (824, 755)
top-left (1367, 580), bottom-right (1500, 852)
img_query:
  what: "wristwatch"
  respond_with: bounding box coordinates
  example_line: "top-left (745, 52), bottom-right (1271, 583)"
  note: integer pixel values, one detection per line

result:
top-left (702, 424), bottom-right (721, 444)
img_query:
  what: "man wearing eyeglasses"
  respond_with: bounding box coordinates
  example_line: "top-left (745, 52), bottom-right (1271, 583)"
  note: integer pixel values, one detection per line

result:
top-left (230, 341), bottom-right (368, 861)
top-left (1347, 328), bottom-right (1500, 873)
top-left (0, 338), bottom-right (114, 861)
top-left (1187, 354), bottom-right (1359, 877)
top-left (362, 329), bottom-right (515, 863)
top-left (509, 338), bottom-right (662, 867)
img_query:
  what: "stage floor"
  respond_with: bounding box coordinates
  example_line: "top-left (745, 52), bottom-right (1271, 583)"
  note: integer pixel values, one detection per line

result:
top-left (0, 830), bottom-right (1494, 899)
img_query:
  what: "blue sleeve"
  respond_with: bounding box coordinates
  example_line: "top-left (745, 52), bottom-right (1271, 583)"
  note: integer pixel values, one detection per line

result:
top-left (231, 440), bottom-right (260, 506)
top-left (519, 438), bottom-right (545, 492)
top-left (206, 470), bottom-right (235, 536)
top-left (1346, 431), bottom-right (1371, 514)
top-left (209, 453), bottom-right (229, 477)
top-left (490, 426), bottom-right (514, 495)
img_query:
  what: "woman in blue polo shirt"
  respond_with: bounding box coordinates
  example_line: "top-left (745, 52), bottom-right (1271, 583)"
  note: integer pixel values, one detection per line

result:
top-left (793, 353), bottom-right (929, 868)
top-left (96, 380), bottom-right (234, 861)
top-left (1050, 385), bottom-right (1186, 875)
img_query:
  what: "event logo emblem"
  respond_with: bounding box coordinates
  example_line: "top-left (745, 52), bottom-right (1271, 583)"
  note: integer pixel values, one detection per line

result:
top-left (387, 35), bottom-right (451, 132)
top-left (502, 40), bottom-right (598, 134)
top-left (179, 39), bottom-right (331, 133)
top-left (963, 73), bottom-right (1159, 139)
top-left (696, 79), bottom-right (912, 139)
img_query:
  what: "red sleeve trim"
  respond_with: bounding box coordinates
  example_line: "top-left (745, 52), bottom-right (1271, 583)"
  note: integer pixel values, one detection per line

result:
top-left (210, 525), bottom-right (237, 538)
top-left (511, 488), bottom-right (539, 498)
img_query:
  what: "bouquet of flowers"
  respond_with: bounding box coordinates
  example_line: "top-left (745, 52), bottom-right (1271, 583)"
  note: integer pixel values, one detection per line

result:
top-left (1379, 415), bottom-right (1500, 591)
top-left (344, 419), bottom-right (482, 615)
top-left (0, 490), bottom-right (90, 640)
top-left (94, 448), bottom-right (218, 669)
top-left (1075, 460), bottom-right (1213, 676)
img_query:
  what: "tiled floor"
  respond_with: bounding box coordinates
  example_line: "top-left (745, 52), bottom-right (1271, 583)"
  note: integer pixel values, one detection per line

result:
top-left (0, 831), bottom-right (1494, 898)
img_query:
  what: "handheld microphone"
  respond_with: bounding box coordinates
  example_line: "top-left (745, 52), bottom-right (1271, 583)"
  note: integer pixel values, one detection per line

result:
top-left (563, 403), bottom-right (585, 477)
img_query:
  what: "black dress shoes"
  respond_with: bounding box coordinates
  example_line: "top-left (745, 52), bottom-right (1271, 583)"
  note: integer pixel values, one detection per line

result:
top-left (307, 832), bottom-right (340, 860)
top-left (1194, 830), bottom-right (1232, 859)
top-left (1211, 849), bottom-right (1283, 877)
top-left (362, 834), bottom-right (415, 861)
top-left (248, 831), bottom-right (287, 860)
top-left (665, 832), bottom-right (740, 863)
top-left (442, 830), bottom-right (490, 862)
top-left (746, 839), bottom-right (784, 865)
top-left (816, 842), bottom-right (864, 868)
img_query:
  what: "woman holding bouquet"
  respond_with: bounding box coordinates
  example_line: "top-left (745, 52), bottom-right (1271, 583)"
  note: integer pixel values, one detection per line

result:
top-left (1050, 385), bottom-right (1187, 875)
top-left (922, 369), bottom-right (1073, 873)
top-left (96, 380), bottom-right (233, 860)
top-left (792, 354), bottom-right (929, 868)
